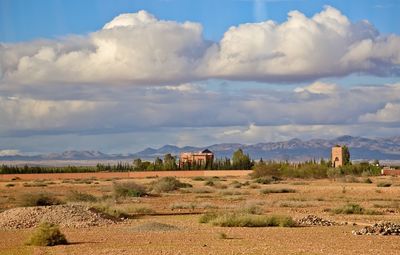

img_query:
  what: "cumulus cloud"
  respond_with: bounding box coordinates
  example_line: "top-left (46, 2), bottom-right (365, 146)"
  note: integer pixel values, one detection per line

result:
top-left (1, 6), bottom-right (399, 86)
top-left (1, 10), bottom-right (208, 85)
top-left (359, 103), bottom-right (400, 123)
top-left (203, 6), bottom-right (400, 82)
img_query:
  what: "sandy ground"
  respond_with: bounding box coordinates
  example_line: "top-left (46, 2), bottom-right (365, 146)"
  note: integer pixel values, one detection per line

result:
top-left (0, 175), bottom-right (400, 254)
top-left (0, 170), bottom-right (251, 180)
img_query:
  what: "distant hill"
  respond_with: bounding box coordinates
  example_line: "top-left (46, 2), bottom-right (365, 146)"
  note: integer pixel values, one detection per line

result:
top-left (133, 136), bottom-right (400, 161)
top-left (1, 136), bottom-right (400, 162)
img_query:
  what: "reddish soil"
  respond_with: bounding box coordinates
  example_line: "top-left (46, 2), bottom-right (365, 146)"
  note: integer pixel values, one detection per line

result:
top-left (0, 175), bottom-right (400, 254)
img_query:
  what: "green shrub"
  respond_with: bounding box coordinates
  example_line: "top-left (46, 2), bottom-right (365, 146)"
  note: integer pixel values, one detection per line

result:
top-left (66, 191), bottom-right (97, 202)
top-left (26, 222), bottom-right (67, 246)
top-left (5, 183), bottom-right (15, 187)
top-left (332, 203), bottom-right (381, 215)
top-left (113, 181), bottom-right (147, 198)
top-left (91, 204), bottom-right (129, 219)
top-left (207, 213), bottom-right (296, 227)
top-left (199, 212), bottom-right (219, 223)
top-left (260, 188), bottom-right (296, 194)
top-left (377, 182), bottom-right (392, 187)
top-left (239, 204), bottom-right (263, 215)
top-left (19, 193), bottom-right (64, 207)
top-left (150, 177), bottom-right (192, 193)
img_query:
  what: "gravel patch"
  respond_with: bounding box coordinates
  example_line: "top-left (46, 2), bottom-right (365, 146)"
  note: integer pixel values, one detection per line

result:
top-left (0, 204), bottom-right (118, 230)
top-left (352, 222), bottom-right (400, 236)
top-left (297, 215), bottom-right (339, 226)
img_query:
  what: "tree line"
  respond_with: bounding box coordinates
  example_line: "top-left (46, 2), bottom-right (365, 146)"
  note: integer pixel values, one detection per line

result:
top-left (0, 149), bottom-right (253, 174)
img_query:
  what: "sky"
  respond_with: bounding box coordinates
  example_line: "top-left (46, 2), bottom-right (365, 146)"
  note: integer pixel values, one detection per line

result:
top-left (0, 0), bottom-right (399, 155)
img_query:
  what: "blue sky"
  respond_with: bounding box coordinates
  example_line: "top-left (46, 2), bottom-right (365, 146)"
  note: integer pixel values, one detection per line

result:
top-left (1, 0), bottom-right (399, 42)
top-left (0, 0), bottom-right (399, 154)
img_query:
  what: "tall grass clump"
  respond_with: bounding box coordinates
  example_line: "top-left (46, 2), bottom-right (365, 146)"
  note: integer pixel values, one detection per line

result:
top-left (200, 212), bottom-right (296, 227)
top-left (332, 203), bottom-right (381, 215)
top-left (19, 193), bottom-right (64, 207)
top-left (25, 222), bottom-right (67, 246)
top-left (150, 177), bottom-right (192, 193)
top-left (260, 188), bottom-right (296, 194)
top-left (66, 191), bottom-right (97, 202)
top-left (113, 181), bottom-right (147, 198)
top-left (90, 203), bottom-right (130, 219)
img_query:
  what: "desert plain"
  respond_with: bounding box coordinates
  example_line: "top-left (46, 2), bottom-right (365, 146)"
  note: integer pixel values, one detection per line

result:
top-left (0, 173), bottom-right (399, 255)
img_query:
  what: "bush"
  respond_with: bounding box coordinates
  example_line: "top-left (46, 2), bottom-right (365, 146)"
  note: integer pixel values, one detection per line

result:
top-left (26, 222), bottom-right (67, 246)
top-left (332, 203), bottom-right (381, 215)
top-left (199, 212), bottom-right (219, 223)
top-left (113, 181), bottom-right (147, 198)
top-left (19, 193), bottom-right (64, 207)
top-left (377, 182), bottom-right (392, 187)
top-left (260, 188), bottom-right (296, 194)
top-left (239, 204), bottom-right (263, 215)
top-left (150, 177), bottom-right (192, 193)
top-left (66, 191), bottom-right (97, 202)
top-left (203, 213), bottom-right (296, 227)
top-left (91, 203), bottom-right (130, 219)
top-left (251, 163), bottom-right (281, 178)
top-left (5, 183), bottom-right (15, 187)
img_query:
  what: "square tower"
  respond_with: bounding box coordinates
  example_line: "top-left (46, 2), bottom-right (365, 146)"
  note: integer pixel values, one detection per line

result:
top-left (331, 146), bottom-right (343, 168)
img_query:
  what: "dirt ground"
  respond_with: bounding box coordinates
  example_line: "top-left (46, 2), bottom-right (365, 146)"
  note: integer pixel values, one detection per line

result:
top-left (0, 174), bottom-right (400, 255)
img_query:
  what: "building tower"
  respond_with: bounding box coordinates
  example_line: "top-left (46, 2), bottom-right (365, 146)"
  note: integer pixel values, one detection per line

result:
top-left (331, 146), bottom-right (343, 168)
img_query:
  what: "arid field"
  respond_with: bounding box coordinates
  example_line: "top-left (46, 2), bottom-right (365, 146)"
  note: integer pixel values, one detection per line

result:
top-left (0, 173), bottom-right (400, 255)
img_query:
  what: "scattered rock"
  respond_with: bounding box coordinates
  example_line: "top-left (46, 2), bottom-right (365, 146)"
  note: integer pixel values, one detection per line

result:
top-left (0, 204), bottom-right (118, 230)
top-left (352, 222), bottom-right (400, 236)
top-left (297, 215), bottom-right (338, 226)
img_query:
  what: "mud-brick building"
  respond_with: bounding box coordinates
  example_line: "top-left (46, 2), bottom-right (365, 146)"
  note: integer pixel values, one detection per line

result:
top-left (179, 149), bottom-right (214, 168)
top-left (331, 146), bottom-right (343, 168)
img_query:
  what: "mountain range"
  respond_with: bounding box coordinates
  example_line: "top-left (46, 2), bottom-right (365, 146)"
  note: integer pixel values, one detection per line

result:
top-left (1, 136), bottom-right (400, 162)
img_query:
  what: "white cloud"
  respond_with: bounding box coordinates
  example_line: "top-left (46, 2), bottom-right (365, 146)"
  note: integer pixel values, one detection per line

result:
top-left (0, 96), bottom-right (111, 132)
top-left (294, 81), bottom-right (339, 94)
top-left (0, 149), bottom-right (20, 156)
top-left (359, 103), bottom-right (400, 123)
top-left (1, 10), bottom-right (208, 85)
top-left (1, 7), bottom-right (399, 86)
top-left (203, 6), bottom-right (400, 82)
